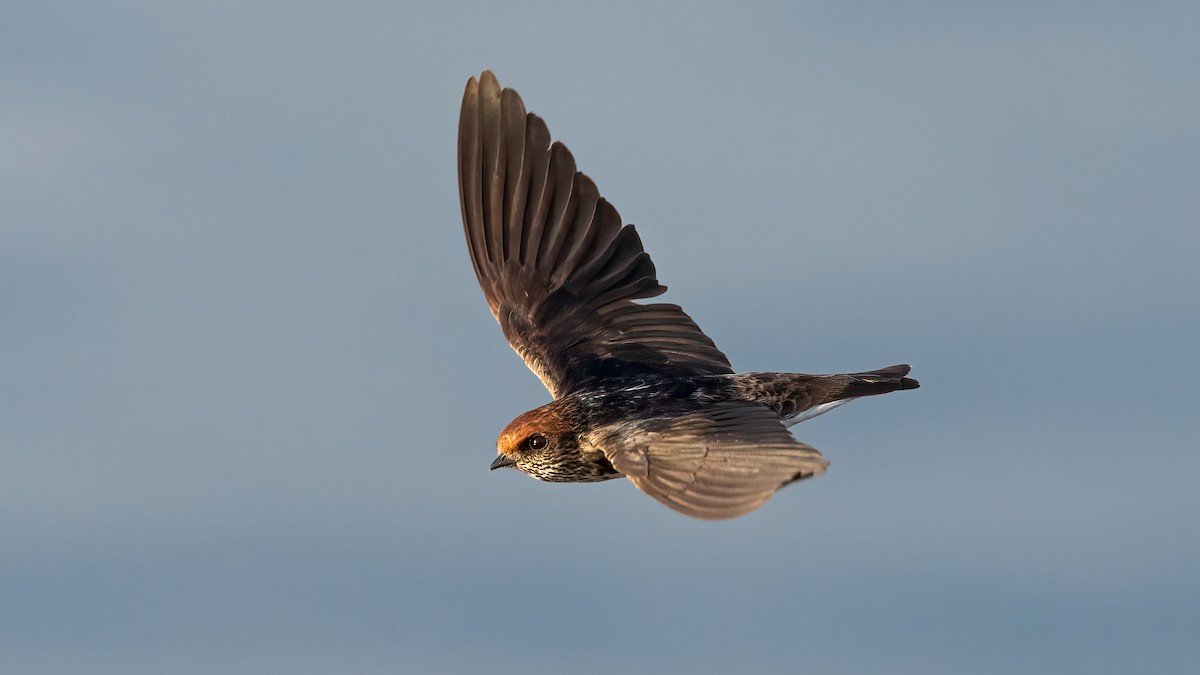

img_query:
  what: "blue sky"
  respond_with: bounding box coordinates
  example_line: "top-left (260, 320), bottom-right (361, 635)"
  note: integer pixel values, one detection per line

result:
top-left (3, 2), bottom-right (1198, 673)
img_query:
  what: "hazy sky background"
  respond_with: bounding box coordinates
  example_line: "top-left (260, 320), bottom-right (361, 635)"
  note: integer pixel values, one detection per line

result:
top-left (4, 2), bottom-right (1198, 673)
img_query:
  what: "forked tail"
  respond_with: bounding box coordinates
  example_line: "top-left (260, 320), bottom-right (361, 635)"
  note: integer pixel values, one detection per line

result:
top-left (843, 364), bottom-right (920, 397)
top-left (733, 364), bottom-right (919, 425)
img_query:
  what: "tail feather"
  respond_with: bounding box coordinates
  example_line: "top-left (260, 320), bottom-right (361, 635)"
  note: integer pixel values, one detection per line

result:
top-left (844, 364), bottom-right (920, 397)
top-left (732, 364), bottom-right (918, 425)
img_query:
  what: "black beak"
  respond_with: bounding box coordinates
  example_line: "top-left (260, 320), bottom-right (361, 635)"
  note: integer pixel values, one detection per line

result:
top-left (490, 454), bottom-right (517, 471)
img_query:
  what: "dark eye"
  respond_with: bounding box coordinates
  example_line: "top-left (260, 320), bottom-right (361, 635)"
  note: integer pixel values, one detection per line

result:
top-left (525, 433), bottom-right (548, 451)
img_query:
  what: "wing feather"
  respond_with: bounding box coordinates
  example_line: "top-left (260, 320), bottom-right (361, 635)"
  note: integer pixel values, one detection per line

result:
top-left (500, 89), bottom-right (528, 263)
top-left (458, 71), bottom-right (733, 397)
top-left (600, 402), bottom-right (829, 520)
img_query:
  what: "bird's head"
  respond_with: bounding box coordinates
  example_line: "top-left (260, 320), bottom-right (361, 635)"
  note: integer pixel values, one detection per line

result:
top-left (491, 400), bottom-right (623, 482)
top-left (492, 403), bottom-right (581, 481)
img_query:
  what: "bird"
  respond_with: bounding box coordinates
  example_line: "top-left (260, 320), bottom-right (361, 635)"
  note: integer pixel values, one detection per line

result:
top-left (457, 70), bottom-right (918, 520)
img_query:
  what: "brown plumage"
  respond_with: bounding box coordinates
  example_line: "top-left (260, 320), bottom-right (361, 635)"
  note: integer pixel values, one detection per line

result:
top-left (459, 71), bottom-right (919, 520)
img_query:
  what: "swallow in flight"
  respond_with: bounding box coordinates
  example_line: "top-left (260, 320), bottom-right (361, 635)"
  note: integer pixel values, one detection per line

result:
top-left (458, 71), bottom-right (918, 519)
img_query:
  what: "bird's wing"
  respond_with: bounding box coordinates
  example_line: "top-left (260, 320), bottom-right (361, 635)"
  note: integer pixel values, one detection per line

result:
top-left (458, 71), bottom-right (732, 398)
top-left (598, 402), bottom-right (829, 520)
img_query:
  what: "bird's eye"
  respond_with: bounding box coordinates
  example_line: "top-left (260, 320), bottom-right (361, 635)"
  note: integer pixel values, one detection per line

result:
top-left (525, 433), bottom-right (548, 451)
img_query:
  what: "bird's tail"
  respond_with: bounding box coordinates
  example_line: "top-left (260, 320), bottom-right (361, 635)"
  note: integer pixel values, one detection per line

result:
top-left (733, 364), bottom-right (919, 425)
top-left (842, 364), bottom-right (921, 397)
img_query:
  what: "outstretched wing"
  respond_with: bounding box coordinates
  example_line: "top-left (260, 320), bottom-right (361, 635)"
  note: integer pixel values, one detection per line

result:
top-left (457, 71), bottom-right (732, 398)
top-left (599, 402), bottom-right (829, 520)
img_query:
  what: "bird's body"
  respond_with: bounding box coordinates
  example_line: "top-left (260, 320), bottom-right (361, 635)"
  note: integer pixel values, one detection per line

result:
top-left (458, 70), bottom-right (918, 519)
top-left (494, 368), bottom-right (918, 484)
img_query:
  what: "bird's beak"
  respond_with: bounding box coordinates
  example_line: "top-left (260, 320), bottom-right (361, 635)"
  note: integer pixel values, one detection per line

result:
top-left (490, 454), bottom-right (517, 471)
